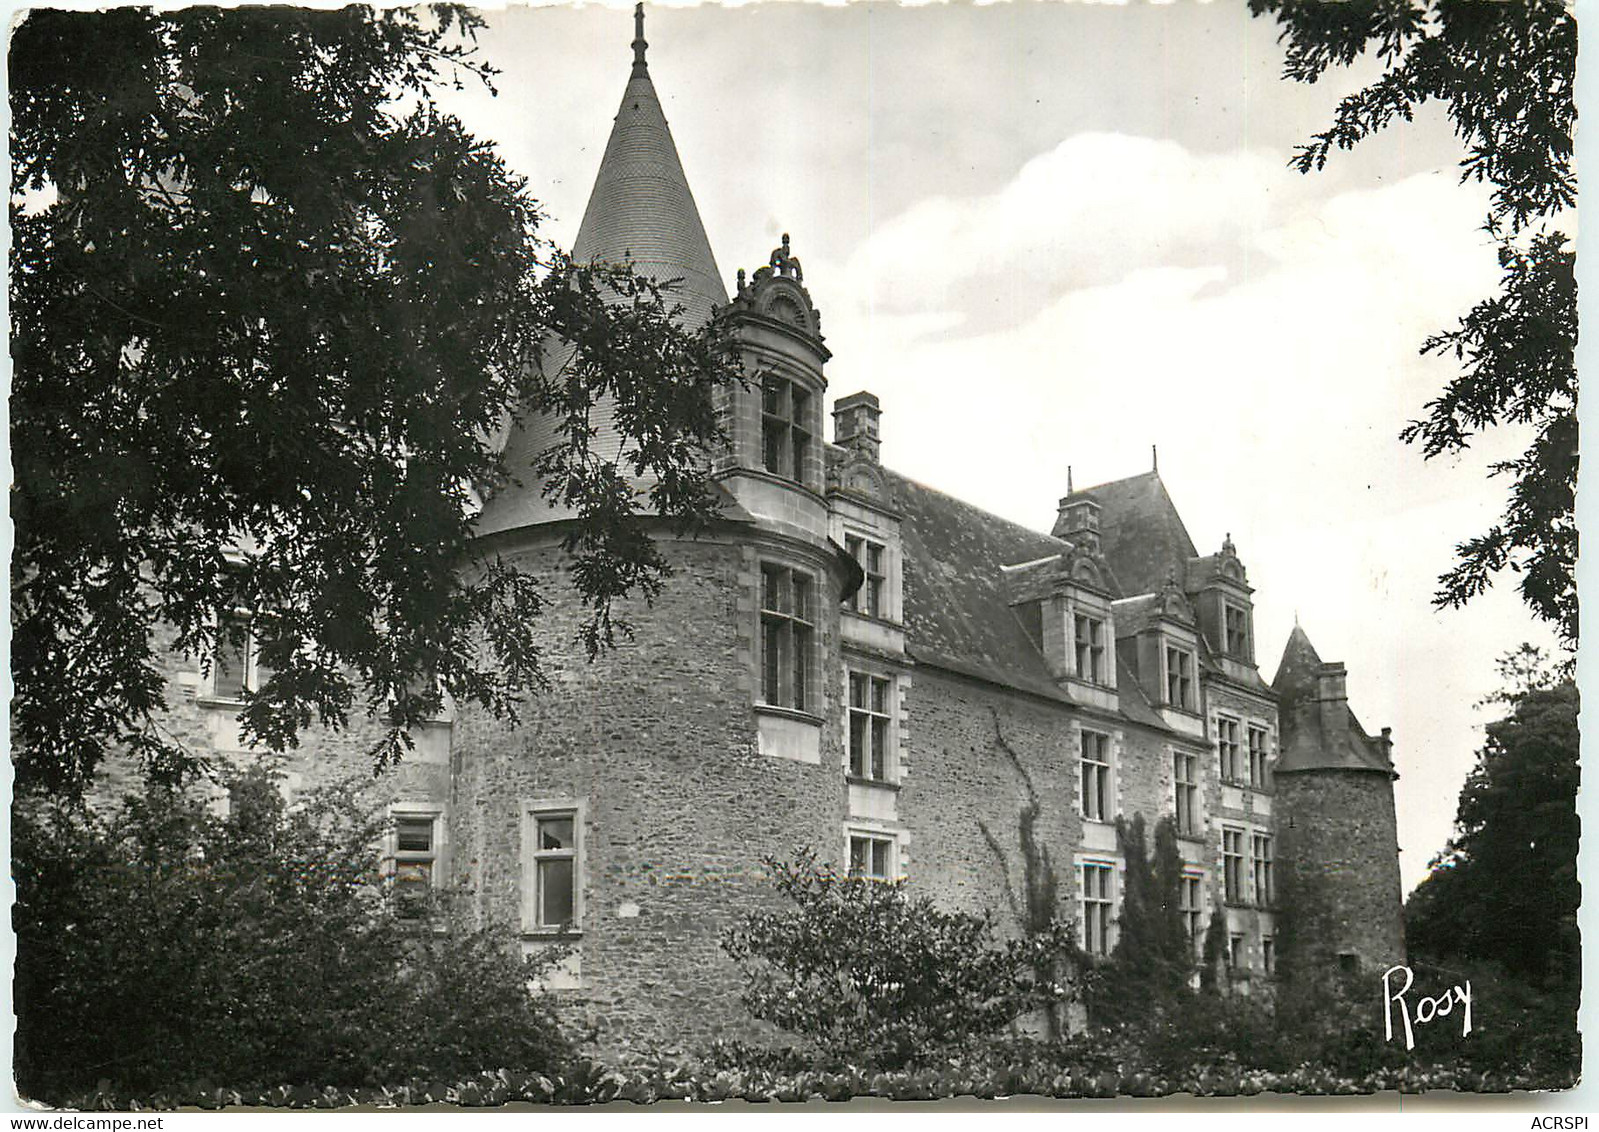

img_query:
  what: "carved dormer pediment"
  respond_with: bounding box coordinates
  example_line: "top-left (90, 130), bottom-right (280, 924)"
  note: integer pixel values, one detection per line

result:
top-left (1156, 570), bottom-right (1197, 625)
top-left (729, 234), bottom-right (825, 344)
top-left (829, 450), bottom-right (890, 504)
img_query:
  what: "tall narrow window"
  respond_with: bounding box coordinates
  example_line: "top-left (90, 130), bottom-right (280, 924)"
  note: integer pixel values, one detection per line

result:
top-left (212, 612), bottom-right (271, 700)
top-left (1218, 718), bottom-right (1242, 781)
top-left (844, 536), bottom-right (886, 619)
top-left (1179, 873), bottom-right (1204, 952)
top-left (1081, 863), bottom-right (1114, 956)
top-left (1174, 751), bottom-right (1200, 836)
top-left (761, 375), bottom-right (812, 484)
top-left (1165, 646), bottom-right (1195, 709)
top-left (1080, 730), bottom-right (1111, 822)
top-left (760, 564), bottom-right (814, 711)
top-left (1262, 934), bottom-right (1276, 975)
top-left (1248, 725), bottom-right (1270, 790)
top-left (1224, 603), bottom-right (1250, 658)
top-left (391, 814), bottom-right (439, 919)
top-left (531, 810), bottom-right (578, 930)
top-left (848, 672), bottom-right (893, 781)
top-left (1228, 932), bottom-right (1245, 971)
top-left (1222, 828), bottom-right (1244, 904)
top-left (1074, 613), bottom-right (1107, 684)
top-left (848, 833), bottom-right (894, 880)
top-left (1251, 833), bottom-right (1274, 907)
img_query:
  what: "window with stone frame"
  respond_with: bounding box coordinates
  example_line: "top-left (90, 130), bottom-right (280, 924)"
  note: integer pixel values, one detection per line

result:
top-left (1251, 832), bottom-right (1274, 907)
top-left (1179, 873), bottom-right (1204, 954)
top-left (1222, 827), bottom-right (1245, 904)
top-left (1173, 750), bottom-right (1200, 836)
top-left (848, 831), bottom-right (895, 880)
top-left (1081, 862), bottom-right (1115, 957)
top-left (848, 671), bottom-right (893, 782)
top-left (761, 374), bottom-right (812, 484)
top-left (1248, 725), bottom-right (1271, 790)
top-left (760, 563), bottom-right (815, 712)
top-left (387, 808), bottom-right (443, 920)
top-left (1164, 644), bottom-right (1196, 710)
top-left (1218, 717), bottom-right (1244, 782)
top-left (844, 535), bottom-right (886, 619)
top-left (526, 805), bottom-right (580, 931)
top-left (210, 611), bottom-right (272, 701)
top-left (1262, 933), bottom-right (1276, 976)
top-left (1228, 932), bottom-right (1246, 971)
top-left (1223, 602), bottom-right (1250, 658)
top-left (1074, 612), bottom-right (1108, 684)
top-left (1080, 729), bottom-right (1112, 822)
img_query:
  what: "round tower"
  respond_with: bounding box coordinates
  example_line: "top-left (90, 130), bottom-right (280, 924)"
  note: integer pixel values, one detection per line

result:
top-left (1270, 625), bottom-right (1406, 979)
top-left (454, 7), bottom-right (854, 1055)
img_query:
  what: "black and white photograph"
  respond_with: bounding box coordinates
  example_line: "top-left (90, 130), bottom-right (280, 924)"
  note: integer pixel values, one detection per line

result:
top-left (7, 0), bottom-right (1584, 1113)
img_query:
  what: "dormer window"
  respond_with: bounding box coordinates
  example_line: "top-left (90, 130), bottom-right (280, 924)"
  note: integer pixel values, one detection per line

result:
top-left (1074, 613), bottom-right (1107, 684)
top-left (762, 375), bottom-right (812, 484)
top-left (845, 535), bottom-right (886, 618)
top-left (1224, 602), bottom-right (1251, 659)
top-left (1164, 645), bottom-right (1196, 710)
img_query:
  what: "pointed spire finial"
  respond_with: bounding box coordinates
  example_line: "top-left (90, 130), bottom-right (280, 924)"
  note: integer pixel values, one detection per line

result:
top-left (1067, 465), bottom-right (1073, 494)
top-left (631, 3), bottom-right (648, 75)
top-left (1151, 443), bottom-right (1158, 473)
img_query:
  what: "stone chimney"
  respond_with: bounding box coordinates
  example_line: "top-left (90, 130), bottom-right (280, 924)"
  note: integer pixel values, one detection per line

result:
top-left (833, 391), bottom-right (881, 463)
top-left (1055, 496), bottom-right (1102, 553)
top-left (1316, 661), bottom-right (1348, 737)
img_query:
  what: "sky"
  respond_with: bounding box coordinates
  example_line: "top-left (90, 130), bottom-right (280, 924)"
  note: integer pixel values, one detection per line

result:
top-left (435, 0), bottom-right (1569, 896)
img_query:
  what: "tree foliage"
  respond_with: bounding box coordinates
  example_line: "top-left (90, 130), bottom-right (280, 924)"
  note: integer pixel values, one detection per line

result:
top-left (1404, 645), bottom-right (1579, 987)
top-left (1250, 0), bottom-right (1577, 643)
top-left (13, 768), bottom-right (573, 1102)
top-left (1084, 815), bottom-right (1195, 1027)
top-left (10, 5), bottom-right (740, 796)
top-left (721, 851), bottom-right (1077, 1070)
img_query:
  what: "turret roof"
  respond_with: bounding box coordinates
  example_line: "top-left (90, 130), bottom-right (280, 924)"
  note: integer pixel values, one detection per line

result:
top-left (570, 4), bottom-right (727, 326)
top-left (1271, 623), bottom-right (1394, 775)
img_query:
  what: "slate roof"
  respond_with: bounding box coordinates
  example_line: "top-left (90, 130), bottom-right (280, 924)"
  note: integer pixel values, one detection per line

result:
top-left (479, 12), bottom-right (727, 538)
top-left (1057, 471), bottom-right (1197, 599)
top-left (886, 469), bottom-right (1069, 701)
top-left (1271, 624), bottom-right (1394, 775)
top-left (885, 469), bottom-right (1171, 731)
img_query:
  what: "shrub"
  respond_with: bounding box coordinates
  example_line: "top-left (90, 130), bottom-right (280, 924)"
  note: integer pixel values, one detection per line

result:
top-left (13, 768), bottom-right (573, 1103)
top-left (720, 850), bottom-right (1076, 1070)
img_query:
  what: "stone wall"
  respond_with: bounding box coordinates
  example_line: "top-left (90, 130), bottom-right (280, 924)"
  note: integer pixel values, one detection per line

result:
top-left (451, 532), bottom-right (847, 1059)
top-left (1275, 767), bottom-right (1406, 974)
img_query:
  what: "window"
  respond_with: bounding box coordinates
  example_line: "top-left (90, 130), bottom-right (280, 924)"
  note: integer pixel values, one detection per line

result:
top-left (1222, 828), bottom-right (1244, 904)
top-left (1228, 932), bottom-right (1245, 971)
top-left (845, 536), bottom-right (886, 619)
top-left (1224, 603), bottom-right (1250, 658)
top-left (1251, 833), bottom-right (1274, 907)
top-left (1080, 730), bottom-right (1112, 822)
top-left (1164, 645), bottom-right (1195, 709)
top-left (1081, 863), bottom-right (1114, 956)
top-left (760, 564), bottom-right (815, 712)
top-left (848, 672), bottom-right (893, 781)
top-left (1248, 725), bottom-right (1270, 790)
top-left (1179, 873), bottom-right (1204, 952)
top-left (761, 375), bottom-right (812, 484)
top-left (390, 814), bottom-right (439, 918)
top-left (1218, 717), bottom-right (1242, 781)
top-left (210, 612), bottom-right (271, 700)
top-left (1262, 934), bottom-right (1276, 976)
top-left (1074, 613), bottom-right (1107, 684)
top-left (526, 806), bottom-right (580, 931)
top-left (1173, 750), bottom-right (1200, 836)
top-left (1338, 952), bottom-right (1361, 975)
top-left (848, 832), bottom-right (895, 880)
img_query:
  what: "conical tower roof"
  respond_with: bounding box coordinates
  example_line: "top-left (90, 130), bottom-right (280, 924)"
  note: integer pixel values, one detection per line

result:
top-left (571, 4), bottom-right (727, 325)
top-left (479, 5), bottom-right (727, 538)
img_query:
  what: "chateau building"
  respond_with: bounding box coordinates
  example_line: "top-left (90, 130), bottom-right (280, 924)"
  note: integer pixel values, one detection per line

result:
top-left (173, 8), bottom-right (1405, 1051)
